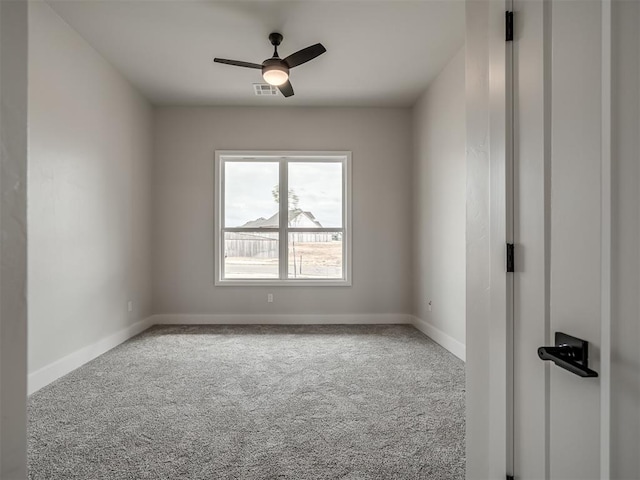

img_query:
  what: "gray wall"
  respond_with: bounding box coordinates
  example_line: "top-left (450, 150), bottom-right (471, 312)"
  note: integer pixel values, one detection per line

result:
top-left (0, 0), bottom-right (28, 476)
top-left (28, 2), bottom-right (154, 373)
top-left (412, 47), bottom-right (466, 345)
top-left (153, 107), bottom-right (412, 316)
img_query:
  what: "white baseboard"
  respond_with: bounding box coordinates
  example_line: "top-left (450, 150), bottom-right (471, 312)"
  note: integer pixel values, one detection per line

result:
top-left (28, 317), bottom-right (154, 395)
top-left (150, 313), bottom-right (414, 325)
top-left (411, 315), bottom-right (466, 361)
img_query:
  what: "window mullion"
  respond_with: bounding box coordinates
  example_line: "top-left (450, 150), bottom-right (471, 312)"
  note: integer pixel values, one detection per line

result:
top-left (279, 158), bottom-right (288, 280)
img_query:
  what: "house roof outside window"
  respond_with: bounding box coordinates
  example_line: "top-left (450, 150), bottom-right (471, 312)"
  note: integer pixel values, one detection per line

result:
top-left (241, 209), bottom-right (323, 228)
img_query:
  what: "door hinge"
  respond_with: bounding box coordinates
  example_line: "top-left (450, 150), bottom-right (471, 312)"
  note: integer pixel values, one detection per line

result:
top-left (506, 11), bottom-right (514, 41)
top-left (506, 243), bottom-right (515, 273)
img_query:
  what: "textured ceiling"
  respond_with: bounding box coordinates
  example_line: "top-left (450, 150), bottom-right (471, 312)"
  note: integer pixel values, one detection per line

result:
top-left (48, 0), bottom-right (465, 107)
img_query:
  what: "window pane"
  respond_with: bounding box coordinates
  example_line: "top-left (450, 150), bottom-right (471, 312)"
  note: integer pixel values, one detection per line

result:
top-left (225, 162), bottom-right (279, 228)
top-left (288, 162), bottom-right (342, 228)
top-left (224, 232), bottom-right (279, 279)
top-left (288, 232), bottom-right (343, 279)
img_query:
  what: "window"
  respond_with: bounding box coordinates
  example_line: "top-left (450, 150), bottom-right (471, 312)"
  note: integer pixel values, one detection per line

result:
top-left (215, 151), bottom-right (351, 286)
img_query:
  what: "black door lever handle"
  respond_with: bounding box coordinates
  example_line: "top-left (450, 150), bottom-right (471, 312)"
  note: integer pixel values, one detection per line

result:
top-left (538, 332), bottom-right (598, 378)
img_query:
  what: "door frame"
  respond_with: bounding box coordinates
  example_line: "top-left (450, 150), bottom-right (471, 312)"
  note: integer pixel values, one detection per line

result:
top-left (465, 0), bottom-right (513, 477)
top-left (0, 0), bottom-right (29, 477)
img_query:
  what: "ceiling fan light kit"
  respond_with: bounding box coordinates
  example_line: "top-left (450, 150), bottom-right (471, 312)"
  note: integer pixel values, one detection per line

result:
top-left (262, 59), bottom-right (289, 86)
top-left (213, 32), bottom-right (326, 98)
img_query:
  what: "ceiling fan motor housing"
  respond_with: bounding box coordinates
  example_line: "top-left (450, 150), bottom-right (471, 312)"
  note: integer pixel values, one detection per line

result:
top-left (262, 57), bottom-right (289, 76)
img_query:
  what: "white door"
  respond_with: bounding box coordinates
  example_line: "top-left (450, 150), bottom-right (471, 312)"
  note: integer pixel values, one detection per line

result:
top-left (512, 1), bottom-right (640, 479)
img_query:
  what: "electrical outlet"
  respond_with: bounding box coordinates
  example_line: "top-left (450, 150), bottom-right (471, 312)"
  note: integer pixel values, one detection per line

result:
top-left (127, 301), bottom-right (133, 313)
top-left (428, 300), bottom-right (432, 312)
top-left (267, 294), bottom-right (274, 303)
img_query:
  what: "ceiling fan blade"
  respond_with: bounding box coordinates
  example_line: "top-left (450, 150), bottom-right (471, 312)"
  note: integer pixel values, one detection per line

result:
top-left (283, 43), bottom-right (326, 68)
top-left (213, 58), bottom-right (262, 69)
top-left (278, 80), bottom-right (294, 98)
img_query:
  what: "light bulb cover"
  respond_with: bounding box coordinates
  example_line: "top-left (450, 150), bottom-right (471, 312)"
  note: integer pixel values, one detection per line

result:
top-left (263, 70), bottom-right (288, 86)
top-left (262, 60), bottom-right (289, 86)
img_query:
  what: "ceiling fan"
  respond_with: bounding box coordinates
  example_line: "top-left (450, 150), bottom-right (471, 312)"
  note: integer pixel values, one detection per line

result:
top-left (214, 33), bottom-right (326, 98)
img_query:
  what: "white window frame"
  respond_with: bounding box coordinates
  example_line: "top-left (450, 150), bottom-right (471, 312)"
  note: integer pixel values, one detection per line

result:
top-left (214, 151), bottom-right (352, 286)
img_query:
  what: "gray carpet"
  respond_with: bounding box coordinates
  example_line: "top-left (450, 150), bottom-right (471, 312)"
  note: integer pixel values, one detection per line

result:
top-left (28, 325), bottom-right (465, 479)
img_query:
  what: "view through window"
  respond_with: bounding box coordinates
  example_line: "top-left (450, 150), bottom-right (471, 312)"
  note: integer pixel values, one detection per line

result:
top-left (215, 152), bottom-right (351, 284)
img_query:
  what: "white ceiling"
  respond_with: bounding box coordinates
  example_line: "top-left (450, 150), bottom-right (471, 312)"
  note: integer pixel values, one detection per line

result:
top-left (47, 0), bottom-right (465, 107)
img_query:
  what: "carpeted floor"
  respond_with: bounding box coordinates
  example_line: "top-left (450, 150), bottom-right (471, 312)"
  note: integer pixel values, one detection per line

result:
top-left (28, 325), bottom-right (465, 479)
